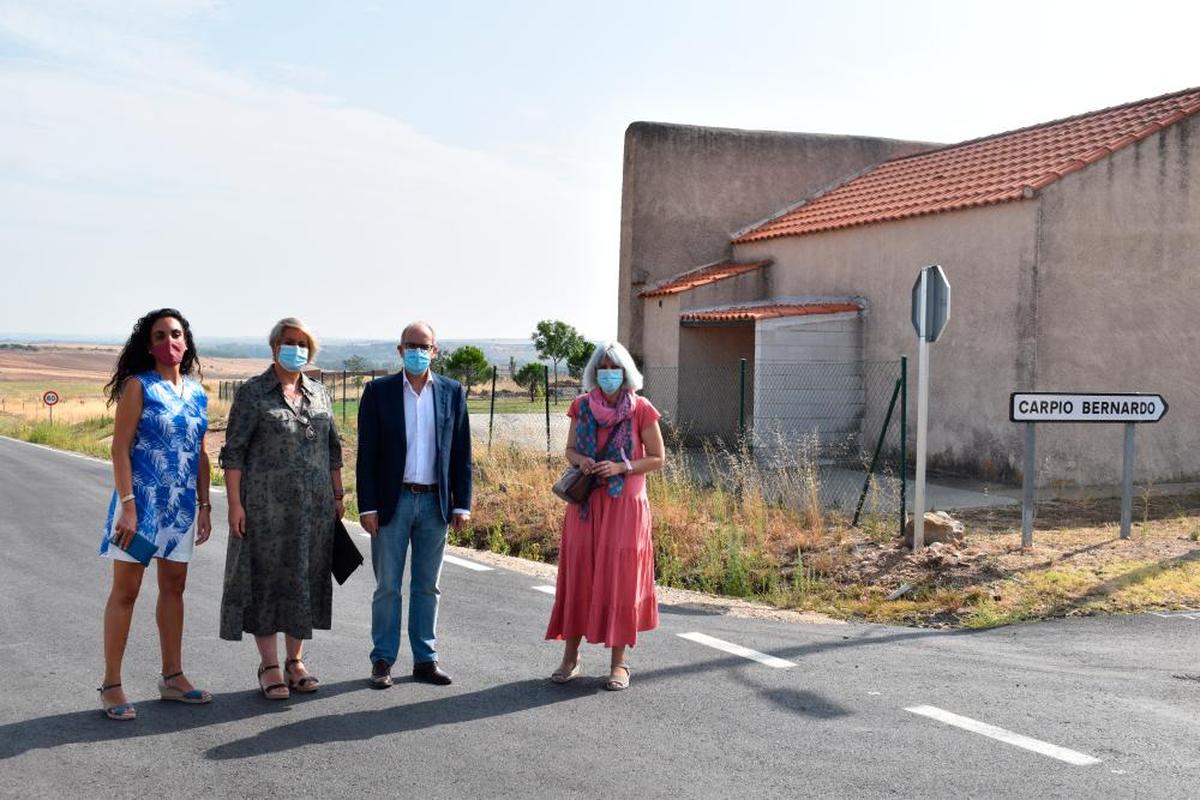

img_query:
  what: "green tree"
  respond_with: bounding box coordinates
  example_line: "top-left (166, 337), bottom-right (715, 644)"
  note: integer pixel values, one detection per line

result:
top-left (532, 320), bottom-right (587, 403)
top-left (567, 340), bottom-right (595, 379)
top-left (444, 345), bottom-right (491, 397)
top-left (343, 354), bottom-right (369, 373)
top-left (514, 361), bottom-right (545, 402)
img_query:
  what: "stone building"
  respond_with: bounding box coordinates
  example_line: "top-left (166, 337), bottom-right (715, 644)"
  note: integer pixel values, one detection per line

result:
top-left (622, 88), bottom-right (1200, 486)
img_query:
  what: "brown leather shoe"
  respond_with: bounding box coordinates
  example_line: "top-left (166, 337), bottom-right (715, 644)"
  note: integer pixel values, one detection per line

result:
top-left (412, 661), bottom-right (452, 686)
top-left (370, 660), bottom-right (393, 689)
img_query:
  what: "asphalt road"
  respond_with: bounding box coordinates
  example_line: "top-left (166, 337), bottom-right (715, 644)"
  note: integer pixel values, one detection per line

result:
top-left (1, 434), bottom-right (1198, 799)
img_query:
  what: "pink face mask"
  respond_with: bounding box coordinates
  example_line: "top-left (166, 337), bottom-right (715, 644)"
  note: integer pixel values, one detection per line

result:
top-left (151, 338), bottom-right (186, 366)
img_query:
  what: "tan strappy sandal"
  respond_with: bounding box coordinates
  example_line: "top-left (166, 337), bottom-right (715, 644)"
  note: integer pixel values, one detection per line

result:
top-left (604, 664), bottom-right (630, 691)
top-left (550, 659), bottom-right (581, 684)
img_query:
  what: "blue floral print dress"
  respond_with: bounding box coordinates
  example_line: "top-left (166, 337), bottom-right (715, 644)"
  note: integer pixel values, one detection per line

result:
top-left (101, 372), bottom-right (208, 563)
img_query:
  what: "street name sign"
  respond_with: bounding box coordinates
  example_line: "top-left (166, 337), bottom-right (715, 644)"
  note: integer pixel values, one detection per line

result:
top-left (1012, 390), bottom-right (1168, 545)
top-left (1010, 392), bottom-right (1168, 424)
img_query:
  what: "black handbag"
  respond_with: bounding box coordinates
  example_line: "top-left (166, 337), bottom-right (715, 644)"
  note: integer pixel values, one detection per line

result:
top-left (332, 516), bottom-right (364, 585)
top-left (553, 466), bottom-right (597, 504)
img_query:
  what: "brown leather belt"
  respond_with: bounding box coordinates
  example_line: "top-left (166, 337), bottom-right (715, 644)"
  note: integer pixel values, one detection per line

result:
top-left (403, 482), bottom-right (438, 493)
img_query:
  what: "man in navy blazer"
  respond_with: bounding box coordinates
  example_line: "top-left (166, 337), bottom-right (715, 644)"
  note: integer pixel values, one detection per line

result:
top-left (357, 321), bottom-right (472, 688)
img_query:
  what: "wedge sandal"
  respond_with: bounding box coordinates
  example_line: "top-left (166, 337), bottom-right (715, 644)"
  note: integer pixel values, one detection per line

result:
top-left (257, 663), bottom-right (289, 700)
top-left (285, 658), bottom-right (320, 693)
top-left (158, 671), bottom-right (212, 704)
top-left (550, 659), bottom-right (581, 684)
top-left (98, 682), bottom-right (137, 721)
top-left (604, 664), bottom-right (630, 691)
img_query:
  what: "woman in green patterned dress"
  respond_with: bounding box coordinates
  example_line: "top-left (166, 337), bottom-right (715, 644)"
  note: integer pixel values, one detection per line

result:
top-left (219, 317), bottom-right (345, 700)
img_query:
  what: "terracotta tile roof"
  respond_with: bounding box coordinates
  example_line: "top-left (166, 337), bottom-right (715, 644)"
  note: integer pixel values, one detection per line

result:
top-left (735, 87), bottom-right (1200, 243)
top-left (639, 260), bottom-right (771, 298)
top-left (680, 301), bottom-right (861, 323)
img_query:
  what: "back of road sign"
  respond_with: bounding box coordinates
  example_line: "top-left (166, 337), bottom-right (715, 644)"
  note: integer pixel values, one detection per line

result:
top-left (911, 265), bottom-right (951, 342)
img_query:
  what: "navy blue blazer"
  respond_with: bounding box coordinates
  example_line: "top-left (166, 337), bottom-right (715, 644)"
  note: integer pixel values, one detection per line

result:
top-left (356, 372), bottom-right (472, 526)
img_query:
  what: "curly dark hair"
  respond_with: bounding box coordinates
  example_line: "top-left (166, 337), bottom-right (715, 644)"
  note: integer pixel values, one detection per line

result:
top-left (104, 308), bottom-right (202, 406)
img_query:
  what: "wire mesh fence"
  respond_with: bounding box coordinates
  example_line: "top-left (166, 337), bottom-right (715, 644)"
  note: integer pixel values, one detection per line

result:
top-left (218, 357), bottom-right (907, 527)
top-left (642, 359), bottom-right (907, 524)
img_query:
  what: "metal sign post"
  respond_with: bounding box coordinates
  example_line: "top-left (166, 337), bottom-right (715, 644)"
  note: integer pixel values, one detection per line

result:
top-left (1010, 392), bottom-right (1168, 543)
top-left (910, 265), bottom-right (951, 549)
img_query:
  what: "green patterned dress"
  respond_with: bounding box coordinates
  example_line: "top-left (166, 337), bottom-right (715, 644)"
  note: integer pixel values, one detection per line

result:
top-left (218, 367), bottom-right (342, 640)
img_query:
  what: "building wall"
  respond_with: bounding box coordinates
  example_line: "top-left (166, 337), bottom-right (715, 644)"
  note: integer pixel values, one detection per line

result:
top-left (734, 201), bottom-right (1040, 481)
top-left (641, 294), bottom-right (681, 416)
top-left (618, 122), bottom-right (937, 359)
top-left (1033, 115), bottom-right (1200, 485)
top-left (674, 267), bottom-right (773, 315)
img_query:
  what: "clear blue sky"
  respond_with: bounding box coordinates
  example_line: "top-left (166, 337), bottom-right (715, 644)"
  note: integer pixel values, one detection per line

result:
top-left (1, 0), bottom-right (1196, 341)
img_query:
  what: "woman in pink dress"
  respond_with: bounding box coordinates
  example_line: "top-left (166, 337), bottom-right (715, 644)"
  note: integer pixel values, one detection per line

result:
top-left (546, 341), bottom-right (665, 691)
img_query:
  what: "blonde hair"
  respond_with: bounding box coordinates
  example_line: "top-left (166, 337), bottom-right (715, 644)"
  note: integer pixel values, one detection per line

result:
top-left (581, 340), bottom-right (644, 392)
top-left (269, 317), bottom-right (319, 360)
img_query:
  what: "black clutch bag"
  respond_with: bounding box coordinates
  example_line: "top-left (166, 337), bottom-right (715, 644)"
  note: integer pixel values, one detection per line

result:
top-left (553, 466), bottom-right (597, 504)
top-left (332, 516), bottom-right (364, 585)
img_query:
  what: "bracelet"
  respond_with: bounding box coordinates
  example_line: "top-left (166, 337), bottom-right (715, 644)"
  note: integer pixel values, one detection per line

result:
top-left (198, 502), bottom-right (212, 510)
top-left (120, 493), bottom-right (135, 504)
top-left (622, 455), bottom-right (633, 474)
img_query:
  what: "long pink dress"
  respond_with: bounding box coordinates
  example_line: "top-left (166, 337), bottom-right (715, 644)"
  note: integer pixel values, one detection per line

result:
top-left (545, 393), bottom-right (660, 647)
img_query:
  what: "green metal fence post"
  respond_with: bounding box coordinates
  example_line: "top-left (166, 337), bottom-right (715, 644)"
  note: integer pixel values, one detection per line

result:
top-left (900, 356), bottom-right (909, 537)
top-left (738, 358), bottom-right (747, 439)
top-left (342, 370), bottom-right (347, 426)
top-left (488, 365), bottom-right (497, 452)
top-left (544, 364), bottom-right (551, 460)
top-left (852, 376), bottom-right (902, 527)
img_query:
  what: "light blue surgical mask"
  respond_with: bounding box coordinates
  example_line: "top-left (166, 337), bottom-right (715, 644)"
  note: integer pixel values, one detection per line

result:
top-left (597, 368), bottom-right (624, 394)
top-left (277, 344), bottom-right (308, 372)
top-left (403, 348), bottom-right (432, 375)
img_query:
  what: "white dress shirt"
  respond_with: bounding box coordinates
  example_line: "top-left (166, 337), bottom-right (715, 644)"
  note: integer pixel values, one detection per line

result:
top-left (402, 371), bottom-right (438, 485)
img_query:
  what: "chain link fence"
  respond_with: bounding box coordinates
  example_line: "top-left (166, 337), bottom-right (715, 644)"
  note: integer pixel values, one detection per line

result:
top-left (219, 358), bottom-right (907, 526)
top-left (642, 359), bottom-right (907, 523)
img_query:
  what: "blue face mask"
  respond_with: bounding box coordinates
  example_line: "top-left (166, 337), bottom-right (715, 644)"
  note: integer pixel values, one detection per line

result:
top-left (597, 368), bottom-right (624, 394)
top-left (403, 347), bottom-right (432, 375)
top-left (277, 344), bottom-right (308, 372)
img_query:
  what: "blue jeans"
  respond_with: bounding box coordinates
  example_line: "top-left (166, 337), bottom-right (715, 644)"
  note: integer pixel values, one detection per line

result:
top-left (369, 490), bottom-right (448, 666)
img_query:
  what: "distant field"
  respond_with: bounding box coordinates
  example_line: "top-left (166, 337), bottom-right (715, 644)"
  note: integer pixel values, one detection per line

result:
top-left (0, 343), bottom-right (265, 383)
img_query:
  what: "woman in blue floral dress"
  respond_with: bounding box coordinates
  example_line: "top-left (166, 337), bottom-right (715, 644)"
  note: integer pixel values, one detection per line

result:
top-left (98, 309), bottom-right (213, 720)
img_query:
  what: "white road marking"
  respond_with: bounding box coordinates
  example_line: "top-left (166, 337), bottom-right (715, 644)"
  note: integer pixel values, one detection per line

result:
top-left (905, 705), bottom-right (1101, 766)
top-left (532, 585), bottom-right (556, 595)
top-left (677, 632), bottom-right (795, 669)
top-left (442, 554), bottom-right (494, 571)
top-left (1150, 611), bottom-right (1200, 619)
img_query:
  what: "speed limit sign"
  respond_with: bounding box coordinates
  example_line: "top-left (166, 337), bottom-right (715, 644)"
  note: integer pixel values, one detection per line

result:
top-left (42, 389), bottom-right (60, 423)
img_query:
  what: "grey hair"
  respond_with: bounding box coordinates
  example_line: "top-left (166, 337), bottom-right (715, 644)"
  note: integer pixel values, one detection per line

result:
top-left (268, 317), bottom-right (319, 360)
top-left (581, 340), bottom-right (643, 393)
